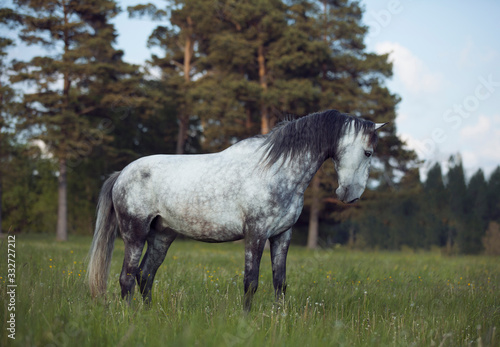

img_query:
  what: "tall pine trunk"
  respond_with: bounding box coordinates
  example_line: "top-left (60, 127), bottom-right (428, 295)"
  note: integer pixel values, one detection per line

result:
top-left (258, 44), bottom-right (270, 135)
top-left (56, 158), bottom-right (68, 241)
top-left (55, 2), bottom-right (69, 241)
top-left (176, 116), bottom-right (188, 154)
top-left (245, 108), bottom-right (253, 133)
top-left (307, 173), bottom-right (321, 249)
top-left (176, 16), bottom-right (194, 155)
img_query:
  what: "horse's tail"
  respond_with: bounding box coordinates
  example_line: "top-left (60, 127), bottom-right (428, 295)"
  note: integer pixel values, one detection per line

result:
top-left (87, 171), bottom-right (121, 298)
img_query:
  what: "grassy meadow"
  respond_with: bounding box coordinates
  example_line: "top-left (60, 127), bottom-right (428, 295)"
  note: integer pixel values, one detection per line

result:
top-left (0, 234), bottom-right (498, 346)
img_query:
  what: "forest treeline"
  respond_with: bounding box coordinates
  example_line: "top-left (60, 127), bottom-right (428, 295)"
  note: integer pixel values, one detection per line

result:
top-left (1, 0), bottom-right (499, 254)
top-left (321, 159), bottom-right (500, 255)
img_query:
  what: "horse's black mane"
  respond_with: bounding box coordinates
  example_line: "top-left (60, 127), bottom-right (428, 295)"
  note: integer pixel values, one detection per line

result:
top-left (260, 109), bottom-right (376, 167)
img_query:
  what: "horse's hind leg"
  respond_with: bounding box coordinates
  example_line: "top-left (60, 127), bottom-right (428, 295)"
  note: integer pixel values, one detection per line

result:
top-left (118, 215), bottom-right (150, 302)
top-left (137, 227), bottom-right (177, 304)
top-left (120, 237), bottom-right (146, 302)
top-left (269, 229), bottom-right (292, 301)
top-left (243, 234), bottom-right (267, 312)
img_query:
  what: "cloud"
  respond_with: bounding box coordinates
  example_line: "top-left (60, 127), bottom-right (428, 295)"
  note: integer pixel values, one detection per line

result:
top-left (375, 41), bottom-right (444, 94)
top-left (399, 132), bottom-right (421, 153)
top-left (460, 115), bottom-right (490, 138)
top-left (399, 132), bottom-right (448, 162)
top-left (460, 115), bottom-right (500, 176)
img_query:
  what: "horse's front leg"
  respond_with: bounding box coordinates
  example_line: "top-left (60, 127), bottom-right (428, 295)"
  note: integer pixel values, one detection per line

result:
top-left (243, 234), bottom-right (266, 312)
top-left (269, 228), bottom-right (292, 301)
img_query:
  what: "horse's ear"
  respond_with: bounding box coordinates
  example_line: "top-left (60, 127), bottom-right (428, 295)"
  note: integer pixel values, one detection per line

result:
top-left (375, 122), bottom-right (388, 131)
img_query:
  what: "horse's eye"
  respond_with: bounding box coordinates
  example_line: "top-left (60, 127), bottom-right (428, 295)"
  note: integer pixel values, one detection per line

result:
top-left (364, 151), bottom-right (372, 158)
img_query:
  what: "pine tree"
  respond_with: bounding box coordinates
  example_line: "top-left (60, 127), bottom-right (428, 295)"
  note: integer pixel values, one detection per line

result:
top-left (128, 0), bottom-right (216, 154)
top-left (0, 7), bottom-right (23, 235)
top-left (11, 0), bottom-right (140, 240)
top-left (190, 0), bottom-right (293, 152)
top-left (423, 163), bottom-right (448, 247)
top-left (446, 155), bottom-right (467, 253)
top-left (305, 0), bottom-right (417, 247)
top-left (321, 0), bottom-right (415, 183)
top-left (463, 169), bottom-right (488, 254)
top-left (487, 166), bottom-right (500, 223)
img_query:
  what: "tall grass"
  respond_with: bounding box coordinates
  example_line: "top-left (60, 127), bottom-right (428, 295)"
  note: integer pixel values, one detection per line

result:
top-left (1, 234), bottom-right (498, 346)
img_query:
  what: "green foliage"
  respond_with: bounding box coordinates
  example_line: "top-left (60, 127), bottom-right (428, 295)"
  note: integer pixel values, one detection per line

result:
top-left (10, 0), bottom-right (143, 159)
top-left (422, 163), bottom-right (448, 247)
top-left (6, 0), bottom-right (146, 239)
top-left (487, 167), bottom-right (500, 222)
top-left (463, 169), bottom-right (488, 254)
top-left (1, 144), bottom-right (57, 233)
top-left (0, 236), bottom-right (498, 346)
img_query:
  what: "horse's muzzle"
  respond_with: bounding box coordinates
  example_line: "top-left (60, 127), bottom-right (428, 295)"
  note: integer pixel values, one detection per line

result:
top-left (336, 185), bottom-right (361, 204)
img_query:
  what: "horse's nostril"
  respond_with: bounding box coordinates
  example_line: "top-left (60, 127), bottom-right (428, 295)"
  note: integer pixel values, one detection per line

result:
top-left (341, 187), bottom-right (349, 202)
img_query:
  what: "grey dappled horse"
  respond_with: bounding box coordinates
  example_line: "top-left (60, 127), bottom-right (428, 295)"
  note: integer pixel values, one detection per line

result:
top-left (87, 109), bottom-right (386, 311)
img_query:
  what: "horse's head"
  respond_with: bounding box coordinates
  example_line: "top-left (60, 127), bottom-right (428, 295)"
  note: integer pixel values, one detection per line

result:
top-left (334, 121), bottom-right (387, 204)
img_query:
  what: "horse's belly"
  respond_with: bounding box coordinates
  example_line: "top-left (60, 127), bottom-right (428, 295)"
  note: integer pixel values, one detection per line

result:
top-left (158, 210), bottom-right (244, 243)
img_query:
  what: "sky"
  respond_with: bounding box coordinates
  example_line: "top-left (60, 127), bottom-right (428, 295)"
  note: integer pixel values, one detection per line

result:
top-left (6, 0), bottom-right (500, 179)
top-left (361, 0), bottom-right (500, 179)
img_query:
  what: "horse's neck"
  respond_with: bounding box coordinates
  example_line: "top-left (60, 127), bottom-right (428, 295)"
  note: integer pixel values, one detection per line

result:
top-left (235, 135), bottom-right (327, 194)
top-left (277, 150), bottom-right (326, 195)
